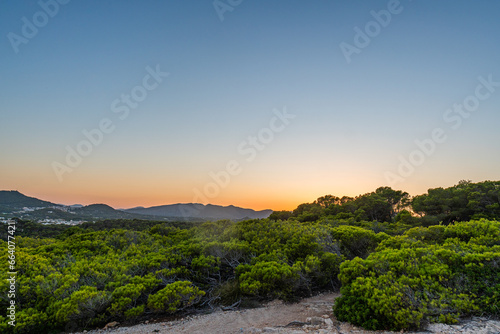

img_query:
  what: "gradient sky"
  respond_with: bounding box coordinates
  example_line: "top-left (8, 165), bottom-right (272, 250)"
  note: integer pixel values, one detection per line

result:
top-left (1, 0), bottom-right (500, 210)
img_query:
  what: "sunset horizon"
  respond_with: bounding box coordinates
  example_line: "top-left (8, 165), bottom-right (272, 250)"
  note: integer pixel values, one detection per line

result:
top-left (3, 176), bottom-right (495, 212)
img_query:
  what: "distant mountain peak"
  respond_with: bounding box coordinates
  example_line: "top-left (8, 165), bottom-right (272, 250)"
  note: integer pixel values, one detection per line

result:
top-left (83, 203), bottom-right (115, 209)
top-left (0, 190), bottom-right (59, 208)
top-left (126, 206), bottom-right (145, 210)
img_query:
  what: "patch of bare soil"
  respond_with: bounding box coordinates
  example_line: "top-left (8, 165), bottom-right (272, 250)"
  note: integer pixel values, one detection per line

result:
top-left (75, 293), bottom-right (500, 334)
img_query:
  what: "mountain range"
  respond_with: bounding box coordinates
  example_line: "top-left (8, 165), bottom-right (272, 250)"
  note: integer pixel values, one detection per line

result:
top-left (0, 190), bottom-right (273, 222)
top-left (124, 203), bottom-right (272, 220)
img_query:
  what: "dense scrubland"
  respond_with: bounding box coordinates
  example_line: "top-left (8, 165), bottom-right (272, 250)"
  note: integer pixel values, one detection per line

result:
top-left (1, 180), bottom-right (499, 333)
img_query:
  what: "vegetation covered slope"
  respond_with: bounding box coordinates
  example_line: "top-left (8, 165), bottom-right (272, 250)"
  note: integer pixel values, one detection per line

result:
top-left (0, 191), bottom-right (59, 214)
top-left (0, 180), bottom-right (498, 333)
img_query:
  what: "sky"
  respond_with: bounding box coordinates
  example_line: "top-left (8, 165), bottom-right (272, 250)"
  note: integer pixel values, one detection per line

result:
top-left (1, 0), bottom-right (500, 211)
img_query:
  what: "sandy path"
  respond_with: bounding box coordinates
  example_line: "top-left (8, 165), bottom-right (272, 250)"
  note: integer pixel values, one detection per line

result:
top-left (76, 293), bottom-right (500, 334)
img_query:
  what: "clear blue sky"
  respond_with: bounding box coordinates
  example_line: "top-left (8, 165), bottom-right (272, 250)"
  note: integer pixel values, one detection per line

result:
top-left (1, 0), bottom-right (499, 209)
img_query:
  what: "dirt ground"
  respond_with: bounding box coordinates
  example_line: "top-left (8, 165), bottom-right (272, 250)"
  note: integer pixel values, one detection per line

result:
top-left (76, 292), bottom-right (500, 334)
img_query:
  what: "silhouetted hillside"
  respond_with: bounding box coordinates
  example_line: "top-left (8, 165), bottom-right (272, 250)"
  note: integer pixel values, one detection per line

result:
top-left (124, 203), bottom-right (273, 220)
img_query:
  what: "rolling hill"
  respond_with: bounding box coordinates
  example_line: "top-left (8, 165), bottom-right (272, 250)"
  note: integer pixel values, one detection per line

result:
top-left (0, 190), bottom-right (59, 210)
top-left (123, 203), bottom-right (272, 220)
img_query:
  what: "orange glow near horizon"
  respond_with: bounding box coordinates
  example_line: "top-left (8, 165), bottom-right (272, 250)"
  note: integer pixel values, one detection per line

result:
top-left (5, 177), bottom-right (499, 212)
top-left (2, 160), bottom-right (498, 213)
top-left (6, 180), bottom-right (377, 212)
top-left (26, 188), bottom-right (307, 211)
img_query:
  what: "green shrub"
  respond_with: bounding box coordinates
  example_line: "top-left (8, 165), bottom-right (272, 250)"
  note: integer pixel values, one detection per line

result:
top-left (124, 305), bottom-right (145, 319)
top-left (50, 286), bottom-right (111, 328)
top-left (334, 220), bottom-right (499, 331)
top-left (147, 281), bottom-right (204, 313)
top-left (214, 279), bottom-right (241, 305)
top-left (330, 225), bottom-right (388, 259)
top-left (237, 261), bottom-right (300, 299)
top-left (0, 308), bottom-right (49, 334)
top-left (108, 283), bottom-right (145, 316)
